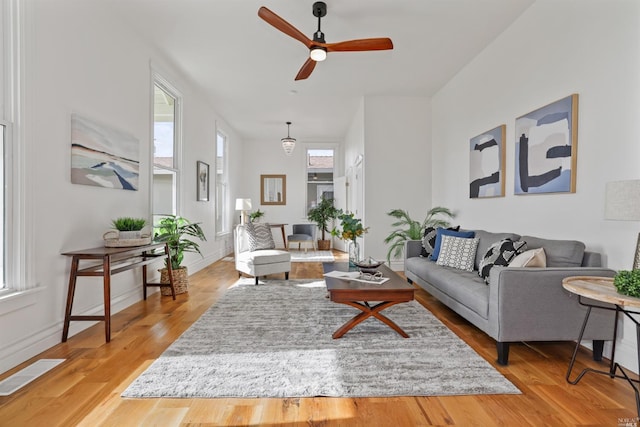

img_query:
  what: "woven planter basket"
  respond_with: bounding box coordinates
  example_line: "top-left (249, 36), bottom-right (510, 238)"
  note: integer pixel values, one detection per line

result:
top-left (160, 266), bottom-right (189, 296)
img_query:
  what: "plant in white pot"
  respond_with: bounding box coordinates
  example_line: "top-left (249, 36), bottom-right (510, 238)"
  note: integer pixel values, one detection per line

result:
top-left (154, 215), bottom-right (206, 295)
top-left (104, 217), bottom-right (151, 247)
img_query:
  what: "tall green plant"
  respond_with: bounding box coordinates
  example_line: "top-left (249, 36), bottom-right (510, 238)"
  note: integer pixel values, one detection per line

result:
top-left (307, 197), bottom-right (339, 240)
top-left (383, 207), bottom-right (455, 264)
top-left (154, 215), bottom-right (207, 270)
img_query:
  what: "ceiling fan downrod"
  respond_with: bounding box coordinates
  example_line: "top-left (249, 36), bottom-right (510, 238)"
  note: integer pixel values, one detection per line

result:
top-left (312, 1), bottom-right (326, 43)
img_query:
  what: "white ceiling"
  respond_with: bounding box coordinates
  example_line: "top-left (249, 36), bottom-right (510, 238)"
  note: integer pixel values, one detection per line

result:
top-left (104, 0), bottom-right (535, 142)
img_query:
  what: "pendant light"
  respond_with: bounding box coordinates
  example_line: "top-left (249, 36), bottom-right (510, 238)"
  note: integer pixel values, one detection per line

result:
top-left (281, 121), bottom-right (296, 156)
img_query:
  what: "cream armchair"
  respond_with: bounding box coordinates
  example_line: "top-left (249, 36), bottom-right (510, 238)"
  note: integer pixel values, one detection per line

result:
top-left (234, 224), bottom-right (291, 285)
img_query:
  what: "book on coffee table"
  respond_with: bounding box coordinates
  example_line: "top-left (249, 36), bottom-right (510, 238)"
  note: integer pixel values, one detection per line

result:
top-left (323, 270), bottom-right (389, 285)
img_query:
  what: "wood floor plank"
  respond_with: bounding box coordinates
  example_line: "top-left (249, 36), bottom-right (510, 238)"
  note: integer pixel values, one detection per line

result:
top-left (0, 250), bottom-right (637, 426)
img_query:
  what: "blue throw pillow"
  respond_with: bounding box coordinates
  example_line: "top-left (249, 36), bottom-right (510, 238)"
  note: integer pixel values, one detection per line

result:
top-left (430, 228), bottom-right (475, 261)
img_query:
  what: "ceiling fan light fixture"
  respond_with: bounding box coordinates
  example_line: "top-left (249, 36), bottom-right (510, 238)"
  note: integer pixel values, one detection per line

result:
top-left (281, 121), bottom-right (296, 156)
top-left (309, 46), bottom-right (327, 62)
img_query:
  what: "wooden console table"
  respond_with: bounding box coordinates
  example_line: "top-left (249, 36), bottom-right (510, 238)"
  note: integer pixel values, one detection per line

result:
top-left (61, 242), bottom-right (175, 343)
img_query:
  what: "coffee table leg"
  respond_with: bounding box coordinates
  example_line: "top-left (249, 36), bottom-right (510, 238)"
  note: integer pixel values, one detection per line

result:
top-left (333, 300), bottom-right (409, 339)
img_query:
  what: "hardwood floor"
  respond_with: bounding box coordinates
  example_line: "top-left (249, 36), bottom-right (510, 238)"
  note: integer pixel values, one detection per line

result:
top-left (0, 251), bottom-right (637, 426)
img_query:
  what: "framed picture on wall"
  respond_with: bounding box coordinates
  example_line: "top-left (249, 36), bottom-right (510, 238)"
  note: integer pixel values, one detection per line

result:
top-left (197, 161), bottom-right (209, 201)
top-left (469, 125), bottom-right (506, 198)
top-left (515, 94), bottom-right (578, 195)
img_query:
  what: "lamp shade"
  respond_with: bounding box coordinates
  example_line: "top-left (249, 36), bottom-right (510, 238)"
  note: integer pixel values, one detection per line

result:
top-left (605, 180), bottom-right (640, 220)
top-left (281, 122), bottom-right (296, 156)
top-left (281, 137), bottom-right (296, 156)
top-left (235, 198), bottom-right (252, 211)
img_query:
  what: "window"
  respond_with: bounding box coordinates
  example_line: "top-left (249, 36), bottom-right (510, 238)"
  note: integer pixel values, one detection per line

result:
top-left (1, 0), bottom-right (25, 293)
top-left (306, 148), bottom-right (335, 214)
top-left (152, 77), bottom-right (181, 224)
top-left (215, 130), bottom-right (229, 236)
top-left (0, 123), bottom-right (5, 289)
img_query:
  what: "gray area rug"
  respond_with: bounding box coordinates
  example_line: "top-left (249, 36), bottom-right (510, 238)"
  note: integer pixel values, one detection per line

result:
top-left (122, 279), bottom-right (520, 398)
top-left (290, 250), bottom-right (335, 262)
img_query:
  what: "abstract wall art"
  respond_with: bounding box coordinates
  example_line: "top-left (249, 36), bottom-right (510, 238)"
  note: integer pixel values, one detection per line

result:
top-left (71, 114), bottom-right (140, 191)
top-left (469, 125), bottom-right (506, 198)
top-left (514, 94), bottom-right (578, 195)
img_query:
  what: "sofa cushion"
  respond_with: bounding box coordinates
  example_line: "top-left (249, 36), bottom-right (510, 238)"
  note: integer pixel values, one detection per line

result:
top-left (436, 236), bottom-right (479, 272)
top-left (237, 249), bottom-right (290, 266)
top-left (508, 248), bottom-right (546, 268)
top-left (478, 238), bottom-right (527, 283)
top-left (520, 236), bottom-right (585, 267)
top-left (245, 222), bottom-right (276, 251)
top-left (473, 230), bottom-right (521, 271)
top-left (406, 257), bottom-right (489, 318)
top-left (430, 228), bottom-right (475, 261)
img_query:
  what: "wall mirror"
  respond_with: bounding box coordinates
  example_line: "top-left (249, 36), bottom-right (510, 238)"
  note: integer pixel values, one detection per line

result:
top-left (261, 174), bottom-right (286, 205)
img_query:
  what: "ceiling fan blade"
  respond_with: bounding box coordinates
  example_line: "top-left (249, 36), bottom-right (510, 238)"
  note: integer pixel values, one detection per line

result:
top-left (326, 38), bottom-right (394, 52)
top-left (258, 7), bottom-right (313, 49)
top-left (295, 58), bottom-right (317, 81)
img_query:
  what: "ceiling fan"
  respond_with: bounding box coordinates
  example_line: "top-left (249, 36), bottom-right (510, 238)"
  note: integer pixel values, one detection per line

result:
top-left (258, 2), bottom-right (393, 81)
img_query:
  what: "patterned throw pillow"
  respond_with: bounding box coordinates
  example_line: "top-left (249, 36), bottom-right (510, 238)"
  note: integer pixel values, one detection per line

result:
top-left (420, 225), bottom-right (460, 257)
top-left (430, 228), bottom-right (474, 261)
top-left (245, 222), bottom-right (275, 251)
top-left (478, 238), bottom-right (527, 283)
top-left (436, 235), bottom-right (480, 272)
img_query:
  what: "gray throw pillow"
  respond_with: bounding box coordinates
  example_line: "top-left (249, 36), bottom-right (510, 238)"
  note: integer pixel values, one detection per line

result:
top-left (246, 222), bottom-right (275, 251)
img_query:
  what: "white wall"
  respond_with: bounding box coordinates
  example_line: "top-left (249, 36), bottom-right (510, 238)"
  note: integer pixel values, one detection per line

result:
top-left (240, 136), bottom-right (342, 247)
top-left (432, 0), bottom-right (640, 370)
top-left (0, 0), bottom-right (243, 375)
top-left (361, 96), bottom-right (432, 267)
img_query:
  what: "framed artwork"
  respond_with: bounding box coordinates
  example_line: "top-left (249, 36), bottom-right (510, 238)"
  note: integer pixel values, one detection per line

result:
top-left (469, 125), bottom-right (506, 198)
top-left (515, 94), bottom-right (578, 195)
top-left (197, 161), bottom-right (209, 201)
top-left (70, 114), bottom-right (140, 190)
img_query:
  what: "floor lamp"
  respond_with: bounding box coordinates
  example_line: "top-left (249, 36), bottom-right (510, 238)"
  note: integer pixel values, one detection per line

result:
top-left (605, 180), bottom-right (640, 270)
top-left (235, 198), bottom-right (252, 225)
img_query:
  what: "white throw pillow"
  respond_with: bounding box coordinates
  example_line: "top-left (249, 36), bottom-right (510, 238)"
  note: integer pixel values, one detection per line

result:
top-left (246, 222), bottom-right (276, 251)
top-left (508, 248), bottom-right (546, 268)
top-left (436, 235), bottom-right (479, 272)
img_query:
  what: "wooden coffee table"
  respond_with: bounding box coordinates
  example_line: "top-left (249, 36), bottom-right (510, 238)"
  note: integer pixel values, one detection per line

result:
top-left (323, 262), bottom-right (416, 339)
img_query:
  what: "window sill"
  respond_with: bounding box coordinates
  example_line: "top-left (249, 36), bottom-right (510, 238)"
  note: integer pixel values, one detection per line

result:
top-left (0, 287), bottom-right (44, 316)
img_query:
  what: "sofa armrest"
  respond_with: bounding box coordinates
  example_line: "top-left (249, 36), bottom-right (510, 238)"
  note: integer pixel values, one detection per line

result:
top-left (487, 266), bottom-right (616, 342)
top-left (405, 240), bottom-right (423, 260)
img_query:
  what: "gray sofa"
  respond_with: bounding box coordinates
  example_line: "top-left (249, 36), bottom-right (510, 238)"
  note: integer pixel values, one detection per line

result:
top-left (404, 229), bottom-right (616, 365)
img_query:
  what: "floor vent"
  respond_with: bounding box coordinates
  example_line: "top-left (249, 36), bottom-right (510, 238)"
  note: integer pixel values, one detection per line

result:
top-left (0, 359), bottom-right (65, 396)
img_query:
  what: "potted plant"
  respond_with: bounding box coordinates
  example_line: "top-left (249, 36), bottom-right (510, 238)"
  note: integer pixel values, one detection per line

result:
top-left (249, 209), bottom-right (265, 223)
top-left (307, 197), bottom-right (339, 250)
top-left (383, 206), bottom-right (455, 264)
top-left (103, 217), bottom-right (150, 247)
top-left (331, 211), bottom-right (368, 266)
top-left (112, 217), bottom-right (146, 237)
top-left (154, 215), bottom-right (207, 295)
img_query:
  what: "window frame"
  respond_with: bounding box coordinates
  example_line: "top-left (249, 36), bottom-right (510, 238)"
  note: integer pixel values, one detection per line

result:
top-left (150, 71), bottom-right (183, 223)
top-left (0, 0), bottom-right (32, 297)
top-left (215, 128), bottom-right (230, 237)
top-left (305, 145), bottom-right (338, 216)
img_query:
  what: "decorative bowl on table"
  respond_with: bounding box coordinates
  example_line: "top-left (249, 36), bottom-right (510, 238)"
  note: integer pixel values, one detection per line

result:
top-left (355, 258), bottom-right (383, 274)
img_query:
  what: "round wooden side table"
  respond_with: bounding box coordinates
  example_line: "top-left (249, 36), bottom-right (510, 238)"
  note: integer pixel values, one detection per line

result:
top-left (563, 276), bottom-right (640, 417)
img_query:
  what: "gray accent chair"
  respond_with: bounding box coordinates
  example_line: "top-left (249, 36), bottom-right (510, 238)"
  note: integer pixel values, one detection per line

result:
top-left (234, 224), bottom-right (291, 285)
top-left (404, 230), bottom-right (617, 365)
top-left (287, 224), bottom-right (317, 252)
